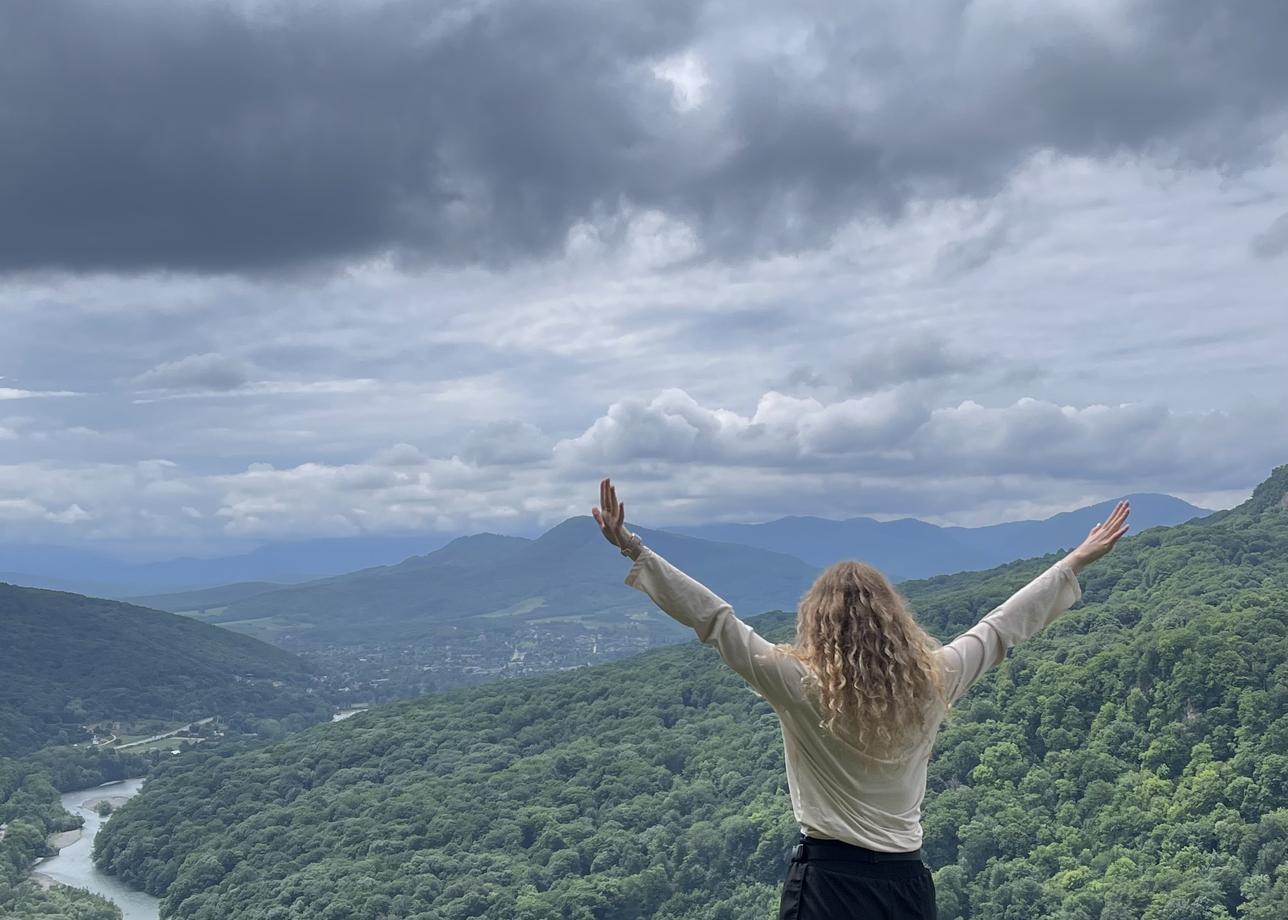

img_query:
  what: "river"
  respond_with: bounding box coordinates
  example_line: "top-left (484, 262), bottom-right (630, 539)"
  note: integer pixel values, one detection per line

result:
top-left (31, 714), bottom-right (362, 916)
top-left (31, 778), bottom-right (160, 920)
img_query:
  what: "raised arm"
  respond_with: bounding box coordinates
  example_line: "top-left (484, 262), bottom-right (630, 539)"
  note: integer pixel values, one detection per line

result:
top-left (593, 478), bottom-right (806, 709)
top-left (939, 499), bottom-right (1131, 705)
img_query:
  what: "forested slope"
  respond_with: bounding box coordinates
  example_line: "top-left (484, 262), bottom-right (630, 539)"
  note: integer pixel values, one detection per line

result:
top-left (0, 584), bottom-right (328, 756)
top-left (94, 466), bottom-right (1288, 920)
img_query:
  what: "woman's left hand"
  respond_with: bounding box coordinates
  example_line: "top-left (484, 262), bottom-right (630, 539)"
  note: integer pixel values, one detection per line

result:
top-left (592, 478), bottom-right (641, 558)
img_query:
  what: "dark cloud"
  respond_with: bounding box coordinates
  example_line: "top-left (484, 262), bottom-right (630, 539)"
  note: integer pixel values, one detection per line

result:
top-left (774, 333), bottom-right (995, 396)
top-left (133, 352), bottom-right (254, 392)
top-left (2, 0), bottom-right (1286, 274)
top-left (845, 334), bottom-right (985, 394)
top-left (935, 219), bottom-right (1013, 277)
top-left (782, 365), bottom-right (826, 390)
top-left (1250, 213), bottom-right (1288, 259)
top-left (0, 0), bottom-right (696, 273)
top-left (458, 420), bottom-right (550, 465)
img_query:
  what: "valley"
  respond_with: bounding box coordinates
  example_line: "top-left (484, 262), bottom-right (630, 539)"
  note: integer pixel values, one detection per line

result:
top-left (5, 472), bottom-right (1285, 920)
top-left (85, 466), bottom-right (1288, 920)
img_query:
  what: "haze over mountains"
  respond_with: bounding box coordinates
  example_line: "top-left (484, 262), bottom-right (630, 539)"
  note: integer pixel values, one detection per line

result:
top-left (125, 494), bottom-right (1209, 650)
top-left (671, 493), bottom-right (1209, 579)
top-left (2, 493), bottom-right (1207, 602)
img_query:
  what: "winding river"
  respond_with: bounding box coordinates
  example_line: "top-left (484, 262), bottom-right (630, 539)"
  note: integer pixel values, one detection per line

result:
top-left (31, 778), bottom-right (160, 920)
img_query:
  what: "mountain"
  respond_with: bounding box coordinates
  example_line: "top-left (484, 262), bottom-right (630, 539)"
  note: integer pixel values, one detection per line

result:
top-left (151, 519), bottom-right (818, 649)
top-left (667, 492), bottom-right (1210, 578)
top-left (0, 582), bottom-right (329, 757)
top-left (93, 464), bottom-right (1288, 920)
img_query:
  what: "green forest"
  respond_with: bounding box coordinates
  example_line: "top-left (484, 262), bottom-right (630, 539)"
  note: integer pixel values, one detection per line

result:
top-left (89, 467), bottom-right (1288, 918)
top-left (0, 583), bottom-right (331, 757)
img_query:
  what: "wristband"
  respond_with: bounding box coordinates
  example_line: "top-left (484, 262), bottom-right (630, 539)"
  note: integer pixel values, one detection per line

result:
top-left (618, 530), bottom-right (643, 559)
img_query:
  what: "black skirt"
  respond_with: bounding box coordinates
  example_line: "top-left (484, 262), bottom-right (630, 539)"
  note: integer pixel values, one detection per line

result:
top-left (777, 835), bottom-right (937, 920)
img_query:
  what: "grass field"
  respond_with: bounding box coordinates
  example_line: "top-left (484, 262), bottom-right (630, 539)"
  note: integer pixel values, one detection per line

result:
top-left (124, 736), bottom-right (202, 754)
top-left (175, 606), bottom-right (230, 619)
top-left (474, 597), bottom-right (547, 619)
top-left (210, 616), bottom-right (310, 642)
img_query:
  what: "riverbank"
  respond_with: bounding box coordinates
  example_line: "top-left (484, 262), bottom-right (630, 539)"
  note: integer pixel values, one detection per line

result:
top-left (30, 778), bottom-right (160, 920)
top-left (48, 828), bottom-right (83, 849)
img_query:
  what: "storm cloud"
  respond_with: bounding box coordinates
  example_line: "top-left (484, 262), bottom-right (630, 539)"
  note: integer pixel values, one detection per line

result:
top-left (0, 1), bottom-right (1284, 557)
top-left (133, 353), bottom-right (255, 393)
top-left (4, 0), bottom-right (1288, 273)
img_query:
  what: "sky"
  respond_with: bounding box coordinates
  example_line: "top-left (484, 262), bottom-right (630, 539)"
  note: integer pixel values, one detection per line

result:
top-left (2, 0), bottom-right (1286, 560)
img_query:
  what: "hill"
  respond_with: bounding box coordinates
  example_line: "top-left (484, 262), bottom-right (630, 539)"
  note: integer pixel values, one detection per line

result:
top-left (92, 465), bottom-right (1288, 919)
top-left (157, 519), bottom-right (818, 649)
top-left (0, 583), bottom-right (330, 756)
top-left (669, 492), bottom-right (1210, 577)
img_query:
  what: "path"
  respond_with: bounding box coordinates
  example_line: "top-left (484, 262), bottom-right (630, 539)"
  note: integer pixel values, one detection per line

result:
top-left (116, 717), bottom-right (213, 750)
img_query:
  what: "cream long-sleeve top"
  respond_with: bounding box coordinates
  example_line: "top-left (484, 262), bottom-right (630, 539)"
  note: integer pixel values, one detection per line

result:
top-left (624, 545), bottom-right (1083, 852)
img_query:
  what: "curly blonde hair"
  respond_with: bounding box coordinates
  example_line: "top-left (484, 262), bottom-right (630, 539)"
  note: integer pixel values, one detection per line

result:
top-left (779, 560), bottom-right (949, 757)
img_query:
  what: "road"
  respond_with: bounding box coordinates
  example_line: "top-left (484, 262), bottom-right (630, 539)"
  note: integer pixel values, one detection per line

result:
top-left (116, 717), bottom-right (214, 750)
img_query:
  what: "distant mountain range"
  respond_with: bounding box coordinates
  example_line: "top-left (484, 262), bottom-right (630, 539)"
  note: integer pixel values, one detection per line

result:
top-left (128, 493), bottom-right (1212, 652)
top-left (0, 493), bottom-right (1209, 600)
top-left (668, 492), bottom-right (1209, 579)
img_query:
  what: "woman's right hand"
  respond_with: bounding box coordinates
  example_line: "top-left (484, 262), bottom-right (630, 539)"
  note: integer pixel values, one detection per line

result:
top-left (1065, 500), bottom-right (1131, 574)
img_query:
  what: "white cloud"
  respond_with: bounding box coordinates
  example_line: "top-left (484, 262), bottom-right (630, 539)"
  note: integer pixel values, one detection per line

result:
top-left (48, 503), bottom-right (91, 524)
top-left (651, 50), bottom-right (712, 112)
top-left (0, 381), bottom-right (1280, 552)
top-left (554, 388), bottom-right (1288, 488)
top-left (210, 453), bottom-right (501, 539)
top-left (0, 387), bottom-right (79, 400)
top-left (0, 498), bottom-right (52, 521)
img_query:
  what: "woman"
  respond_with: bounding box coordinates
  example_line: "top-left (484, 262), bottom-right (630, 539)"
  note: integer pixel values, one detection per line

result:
top-left (592, 478), bottom-right (1130, 920)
